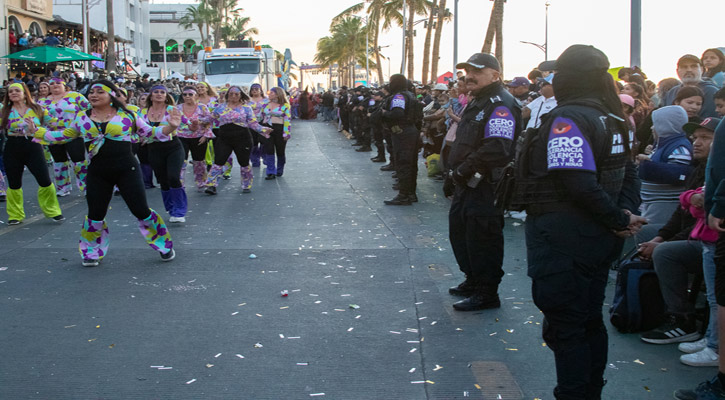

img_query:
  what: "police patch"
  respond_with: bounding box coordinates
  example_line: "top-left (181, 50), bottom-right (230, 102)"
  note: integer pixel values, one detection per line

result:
top-left (484, 106), bottom-right (515, 140)
top-left (390, 94), bottom-right (406, 110)
top-left (547, 117), bottom-right (596, 172)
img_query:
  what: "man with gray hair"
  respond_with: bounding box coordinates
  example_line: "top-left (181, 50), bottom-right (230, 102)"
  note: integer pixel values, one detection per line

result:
top-left (664, 54), bottom-right (720, 119)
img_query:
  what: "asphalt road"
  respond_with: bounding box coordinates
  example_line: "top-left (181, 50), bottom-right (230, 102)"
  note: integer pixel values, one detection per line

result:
top-left (0, 120), bottom-right (711, 399)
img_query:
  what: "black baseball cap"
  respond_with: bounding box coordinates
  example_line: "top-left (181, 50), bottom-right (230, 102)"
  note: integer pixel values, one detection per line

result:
top-left (456, 53), bottom-right (501, 72)
top-left (538, 60), bottom-right (557, 72)
top-left (553, 44), bottom-right (609, 73)
top-left (683, 117), bottom-right (721, 134)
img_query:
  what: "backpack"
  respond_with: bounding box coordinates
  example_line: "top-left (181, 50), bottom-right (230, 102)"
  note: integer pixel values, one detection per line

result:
top-left (609, 250), bottom-right (665, 333)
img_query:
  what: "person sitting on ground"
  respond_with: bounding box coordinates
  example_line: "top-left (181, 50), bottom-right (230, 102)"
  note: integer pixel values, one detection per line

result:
top-left (638, 119), bottom-right (718, 352)
top-left (637, 106), bottom-right (694, 225)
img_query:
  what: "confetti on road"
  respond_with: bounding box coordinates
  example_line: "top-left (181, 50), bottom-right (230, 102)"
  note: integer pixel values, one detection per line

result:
top-left (236, 354), bottom-right (245, 359)
top-left (433, 365), bottom-right (443, 371)
top-left (215, 353), bottom-right (222, 358)
top-left (248, 254), bottom-right (257, 259)
top-left (409, 368), bottom-right (416, 373)
top-left (254, 343), bottom-right (263, 348)
top-left (186, 379), bottom-right (196, 384)
top-left (310, 393), bottom-right (325, 397)
top-left (634, 359), bottom-right (645, 365)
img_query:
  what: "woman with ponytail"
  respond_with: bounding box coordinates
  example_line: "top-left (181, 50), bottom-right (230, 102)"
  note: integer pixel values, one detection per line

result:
top-left (29, 80), bottom-right (181, 267)
top-left (1, 82), bottom-right (64, 225)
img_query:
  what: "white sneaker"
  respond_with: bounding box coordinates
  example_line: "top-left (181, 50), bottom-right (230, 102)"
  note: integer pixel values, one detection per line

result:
top-left (679, 337), bottom-right (708, 354)
top-left (169, 216), bottom-right (186, 223)
top-left (509, 211), bottom-right (527, 221)
top-left (680, 346), bottom-right (719, 367)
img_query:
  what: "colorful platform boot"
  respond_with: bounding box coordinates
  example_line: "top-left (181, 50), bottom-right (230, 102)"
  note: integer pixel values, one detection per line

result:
top-left (54, 161), bottom-right (72, 196)
top-left (6, 188), bottom-right (25, 224)
top-left (138, 209), bottom-right (174, 261)
top-left (222, 156), bottom-right (233, 180)
top-left (204, 164), bottom-right (223, 195)
top-left (263, 154), bottom-right (276, 180)
top-left (38, 185), bottom-right (63, 221)
top-left (241, 166), bottom-right (253, 193)
top-left (168, 187), bottom-right (188, 222)
top-left (276, 155), bottom-right (286, 177)
top-left (73, 159), bottom-right (88, 194)
top-left (192, 161), bottom-right (207, 191)
top-left (79, 217), bottom-right (109, 266)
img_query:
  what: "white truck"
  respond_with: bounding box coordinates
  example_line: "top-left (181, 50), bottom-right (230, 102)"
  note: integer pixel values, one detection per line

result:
top-left (196, 41), bottom-right (279, 91)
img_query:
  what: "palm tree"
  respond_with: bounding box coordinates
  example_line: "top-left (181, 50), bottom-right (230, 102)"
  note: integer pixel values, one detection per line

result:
top-left (430, 0), bottom-right (450, 82)
top-left (220, 16), bottom-right (259, 44)
top-left (315, 17), bottom-right (374, 87)
top-left (420, 0), bottom-right (438, 84)
top-left (105, 0), bottom-right (116, 73)
top-left (402, 0), bottom-right (430, 81)
top-left (332, 0), bottom-right (399, 85)
top-left (178, 3), bottom-right (213, 47)
top-left (482, 0), bottom-right (505, 70)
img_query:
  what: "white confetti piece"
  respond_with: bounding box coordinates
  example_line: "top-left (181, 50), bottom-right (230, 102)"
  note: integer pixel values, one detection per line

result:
top-left (399, 309), bottom-right (407, 313)
top-left (297, 362), bottom-right (309, 366)
top-left (231, 312), bottom-right (239, 316)
top-left (186, 379), bottom-right (196, 384)
top-left (634, 359), bottom-right (645, 365)
top-left (254, 343), bottom-right (263, 348)
top-left (150, 365), bottom-right (165, 368)
top-left (236, 354), bottom-right (245, 359)
top-left (310, 393), bottom-right (325, 397)
top-left (248, 254), bottom-right (257, 259)
top-left (390, 331), bottom-right (401, 334)
top-left (409, 368), bottom-right (416, 373)
top-left (411, 381), bottom-right (425, 384)
top-left (279, 334), bottom-right (285, 339)
top-left (433, 365), bottom-right (443, 371)
top-left (288, 336), bottom-right (300, 339)
top-left (158, 367), bottom-right (173, 370)
top-left (409, 348), bottom-right (417, 353)
top-left (415, 302), bottom-right (423, 305)
top-left (406, 340), bottom-right (420, 343)
top-left (430, 321), bottom-right (437, 325)
top-left (214, 353), bottom-right (222, 358)
top-left (341, 294), bottom-right (351, 297)
top-left (418, 317), bottom-right (427, 320)
top-left (347, 327), bottom-right (354, 332)
top-left (0, 267), bottom-right (7, 271)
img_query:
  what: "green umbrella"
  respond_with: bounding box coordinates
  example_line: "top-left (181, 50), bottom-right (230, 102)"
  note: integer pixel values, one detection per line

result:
top-left (2, 46), bottom-right (103, 63)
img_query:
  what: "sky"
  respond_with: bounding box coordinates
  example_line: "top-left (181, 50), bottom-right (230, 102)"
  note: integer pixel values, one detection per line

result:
top-left (153, 0), bottom-right (725, 83)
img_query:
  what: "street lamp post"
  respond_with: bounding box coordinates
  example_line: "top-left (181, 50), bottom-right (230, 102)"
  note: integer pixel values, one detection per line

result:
top-left (453, 0), bottom-right (458, 73)
top-left (544, 1), bottom-right (550, 60)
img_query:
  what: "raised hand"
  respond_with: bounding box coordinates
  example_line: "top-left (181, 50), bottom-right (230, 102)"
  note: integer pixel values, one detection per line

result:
top-left (168, 108), bottom-right (182, 129)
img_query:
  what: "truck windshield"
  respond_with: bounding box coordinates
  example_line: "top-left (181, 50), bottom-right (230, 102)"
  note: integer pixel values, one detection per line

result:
top-left (205, 59), bottom-right (260, 75)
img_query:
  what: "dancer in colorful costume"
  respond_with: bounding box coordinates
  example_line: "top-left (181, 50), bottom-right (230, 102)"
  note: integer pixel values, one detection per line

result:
top-left (176, 86), bottom-right (214, 191)
top-left (30, 80), bottom-right (179, 267)
top-left (261, 87), bottom-right (291, 179)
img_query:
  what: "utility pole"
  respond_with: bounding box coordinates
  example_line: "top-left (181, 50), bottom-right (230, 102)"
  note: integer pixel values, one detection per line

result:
top-left (400, 0), bottom-right (406, 75)
top-left (453, 0), bottom-right (458, 72)
top-left (82, 0), bottom-right (90, 77)
top-left (364, 16), bottom-right (369, 85)
top-left (545, 1), bottom-right (550, 60)
top-left (630, 0), bottom-right (641, 67)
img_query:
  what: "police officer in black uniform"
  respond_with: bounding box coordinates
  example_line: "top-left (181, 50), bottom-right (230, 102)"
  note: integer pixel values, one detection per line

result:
top-left (379, 85), bottom-right (396, 171)
top-left (369, 90), bottom-right (387, 162)
top-left (355, 88), bottom-right (374, 152)
top-left (515, 45), bottom-right (646, 400)
top-left (338, 86), bottom-right (350, 135)
top-left (446, 53), bottom-right (522, 311)
top-left (382, 74), bottom-right (419, 205)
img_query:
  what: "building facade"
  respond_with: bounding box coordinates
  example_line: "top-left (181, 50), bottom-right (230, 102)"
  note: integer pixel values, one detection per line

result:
top-left (148, 3), bottom-right (205, 77)
top-left (52, 0), bottom-right (151, 66)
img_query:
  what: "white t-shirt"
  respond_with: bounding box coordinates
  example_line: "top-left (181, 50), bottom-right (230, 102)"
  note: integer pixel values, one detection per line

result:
top-left (525, 95), bottom-right (557, 130)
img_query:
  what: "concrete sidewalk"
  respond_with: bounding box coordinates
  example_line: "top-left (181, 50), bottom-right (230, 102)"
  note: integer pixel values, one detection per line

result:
top-left (0, 120), bottom-right (710, 399)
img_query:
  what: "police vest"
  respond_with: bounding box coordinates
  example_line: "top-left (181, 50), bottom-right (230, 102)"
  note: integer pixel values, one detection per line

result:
top-left (447, 84), bottom-right (520, 174)
top-left (512, 101), bottom-right (629, 209)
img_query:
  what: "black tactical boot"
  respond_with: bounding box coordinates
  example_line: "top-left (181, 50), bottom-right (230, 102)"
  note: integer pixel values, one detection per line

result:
top-left (448, 279), bottom-right (475, 296)
top-left (453, 284), bottom-right (500, 311)
top-left (384, 194), bottom-right (413, 206)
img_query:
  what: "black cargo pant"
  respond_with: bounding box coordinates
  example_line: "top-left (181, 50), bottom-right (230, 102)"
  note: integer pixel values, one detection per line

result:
top-left (448, 183), bottom-right (504, 286)
top-left (526, 210), bottom-right (618, 400)
top-left (391, 126), bottom-right (418, 195)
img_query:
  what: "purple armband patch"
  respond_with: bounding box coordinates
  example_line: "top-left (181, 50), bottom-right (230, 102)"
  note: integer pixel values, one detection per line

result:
top-left (547, 117), bottom-right (596, 172)
top-left (484, 106), bottom-right (515, 140)
top-left (390, 94), bottom-right (406, 110)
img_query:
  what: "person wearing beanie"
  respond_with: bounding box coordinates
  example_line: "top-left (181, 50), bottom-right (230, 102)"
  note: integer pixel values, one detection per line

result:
top-left (516, 45), bottom-right (646, 399)
top-left (637, 105), bottom-right (694, 225)
top-left (445, 53), bottom-right (522, 312)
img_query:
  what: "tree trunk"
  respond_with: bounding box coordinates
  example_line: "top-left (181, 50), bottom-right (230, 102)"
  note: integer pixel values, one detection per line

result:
top-left (406, 2), bottom-right (415, 80)
top-left (430, 0), bottom-right (446, 83)
top-left (481, 0), bottom-right (497, 53)
top-left (373, 25), bottom-right (384, 84)
top-left (105, 0), bottom-right (116, 73)
top-left (421, 0), bottom-right (438, 84)
top-left (494, 0), bottom-right (504, 71)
